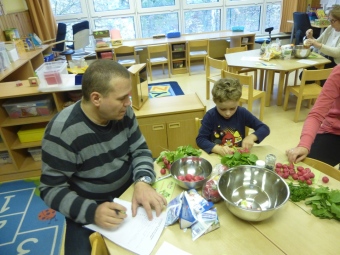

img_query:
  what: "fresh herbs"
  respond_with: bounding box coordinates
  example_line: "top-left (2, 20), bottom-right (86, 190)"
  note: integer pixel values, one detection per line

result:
top-left (305, 186), bottom-right (340, 220)
top-left (289, 182), bottom-right (340, 221)
top-left (288, 182), bottom-right (314, 202)
top-left (220, 150), bottom-right (258, 167)
top-left (156, 145), bottom-right (202, 170)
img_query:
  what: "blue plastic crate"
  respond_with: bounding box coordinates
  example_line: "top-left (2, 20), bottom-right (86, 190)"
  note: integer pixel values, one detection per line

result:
top-left (232, 26), bottom-right (244, 32)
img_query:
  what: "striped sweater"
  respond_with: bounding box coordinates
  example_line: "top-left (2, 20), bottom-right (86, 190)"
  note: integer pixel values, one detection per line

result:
top-left (39, 101), bottom-right (155, 224)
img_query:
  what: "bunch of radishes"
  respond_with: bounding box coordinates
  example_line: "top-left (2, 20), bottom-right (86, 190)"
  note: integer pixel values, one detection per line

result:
top-left (177, 174), bottom-right (205, 182)
top-left (160, 156), bottom-right (172, 175)
top-left (275, 162), bottom-right (315, 185)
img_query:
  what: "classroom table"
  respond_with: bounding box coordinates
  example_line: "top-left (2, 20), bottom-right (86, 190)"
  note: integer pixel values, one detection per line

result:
top-left (104, 145), bottom-right (340, 255)
top-left (224, 49), bottom-right (331, 107)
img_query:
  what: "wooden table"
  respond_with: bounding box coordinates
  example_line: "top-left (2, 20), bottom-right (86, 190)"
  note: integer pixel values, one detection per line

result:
top-left (104, 145), bottom-right (340, 255)
top-left (224, 49), bottom-right (331, 106)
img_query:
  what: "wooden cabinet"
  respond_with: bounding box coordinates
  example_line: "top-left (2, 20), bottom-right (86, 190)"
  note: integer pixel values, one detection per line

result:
top-left (135, 94), bottom-right (206, 158)
top-left (170, 43), bottom-right (187, 75)
top-left (229, 34), bottom-right (255, 50)
top-left (0, 80), bottom-right (77, 182)
top-left (0, 44), bottom-right (50, 82)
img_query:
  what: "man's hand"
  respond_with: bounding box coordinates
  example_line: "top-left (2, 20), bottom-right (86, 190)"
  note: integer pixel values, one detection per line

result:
top-left (132, 182), bottom-right (167, 220)
top-left (94, 202), bottom-right (127, 229)
top-left (286, 146), bottom-right (309, 164)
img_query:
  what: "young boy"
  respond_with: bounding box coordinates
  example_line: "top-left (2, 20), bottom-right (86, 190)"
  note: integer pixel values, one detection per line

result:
top-left (196, 78), bottom-right (270, 156)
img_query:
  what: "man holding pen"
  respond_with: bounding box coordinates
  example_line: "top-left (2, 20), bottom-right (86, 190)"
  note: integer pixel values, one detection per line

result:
top-left (39, 60), bottom-right (166, 255)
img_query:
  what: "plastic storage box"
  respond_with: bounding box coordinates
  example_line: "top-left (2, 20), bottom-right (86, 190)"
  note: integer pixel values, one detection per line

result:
top-left (0, 152), bottom-right (12, 165)
top-left (2, 95), bottom-right (53, 119)
top-left (17, 123), bottom-right (46, 143)
top-left (28, 147), bottom-right (42, 161)
top-left (36, 60), bottom-right (68, 85)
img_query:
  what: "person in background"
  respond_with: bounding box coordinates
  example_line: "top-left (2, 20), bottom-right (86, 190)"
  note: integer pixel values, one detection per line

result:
top-left (286, 64), bottom-right (340, 167)
top-left (196, 78), bottom-right (270, 156)
top-left (301, 5), bottom-right (340, 84)
top-left (39, 59), bottom-right (167, 255)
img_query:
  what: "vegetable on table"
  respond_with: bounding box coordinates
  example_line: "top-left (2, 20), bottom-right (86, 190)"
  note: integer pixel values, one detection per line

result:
top-left (156, 145), bottom-right (202, 175)
top-left (220, 147), bottom-right (258, 167)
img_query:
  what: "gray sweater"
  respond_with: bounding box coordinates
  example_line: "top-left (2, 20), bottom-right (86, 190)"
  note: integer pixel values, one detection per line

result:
top-left (39, 101), bottom-right (155, 224)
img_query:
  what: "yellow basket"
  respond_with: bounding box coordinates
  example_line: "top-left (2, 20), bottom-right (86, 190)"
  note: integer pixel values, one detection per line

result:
top-left (17, 123), bottom-right (46, 143)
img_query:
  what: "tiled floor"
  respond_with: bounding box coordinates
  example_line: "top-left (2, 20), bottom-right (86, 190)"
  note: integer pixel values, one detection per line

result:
top-left (148, 61), bottom-right (309, 155)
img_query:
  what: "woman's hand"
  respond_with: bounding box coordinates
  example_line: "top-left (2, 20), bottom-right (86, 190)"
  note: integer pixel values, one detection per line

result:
top-left (304, 38), bottom-right (322, 49)
top-left (305, 29), bottom-right (314, 39)
top-left (286, 146), bottom-right (309, 164)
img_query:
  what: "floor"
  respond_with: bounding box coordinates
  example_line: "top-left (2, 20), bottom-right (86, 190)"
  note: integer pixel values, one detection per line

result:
top-left (148, 61), bottom-right (309, 156)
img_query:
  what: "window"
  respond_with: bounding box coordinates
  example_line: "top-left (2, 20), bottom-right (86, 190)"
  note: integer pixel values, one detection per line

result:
top-left (50, 0), bottom-right (282, 40)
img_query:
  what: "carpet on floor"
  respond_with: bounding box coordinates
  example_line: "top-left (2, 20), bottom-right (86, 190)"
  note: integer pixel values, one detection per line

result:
top-left (0, 178), bottom-right (65, 255)
top-left (148, 81), bottom-right (184, 98)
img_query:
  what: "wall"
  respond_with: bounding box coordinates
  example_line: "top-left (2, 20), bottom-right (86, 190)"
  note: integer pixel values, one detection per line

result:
top-left (0, 11), bottom-right (34, 41)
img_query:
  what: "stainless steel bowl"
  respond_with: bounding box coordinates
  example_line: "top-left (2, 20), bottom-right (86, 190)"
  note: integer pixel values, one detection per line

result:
top-left (218, 165), bottom-right (290, 221)
top-left (294, 45), bottom-right (311, 59)
top-left (170, 156), bottom-right (212, 190)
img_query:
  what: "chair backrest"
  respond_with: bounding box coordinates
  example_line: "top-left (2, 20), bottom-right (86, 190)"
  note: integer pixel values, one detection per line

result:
top-left (206, 56), bottom-right (227, 74)
top-left (226, 45), bottom-right (248, 54)
top-left (221, 70), bottom-right (254, 98)
top-left (302, 157), bottom-right (340, 181)
top-left (195, 117), bottom-right (202, 136)
top-left (300, 68), bottom-right (333, 93)
top-left (54, 23), bottom-right (67, 52)
top-left (113, 45), bottom-right (137, 65)
top-left (147, 43), bottom-right (169, 59)
top-left (72, 20), bottom-right (90, 50)
top-left (187, 39), bottom-right (209, 54)
top-left (89, 232), bottom-right (109, 255)
top-left (293, 12), bottom-right (319, 45)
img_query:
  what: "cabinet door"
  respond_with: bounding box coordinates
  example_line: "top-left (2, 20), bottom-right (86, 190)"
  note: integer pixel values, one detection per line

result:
top-left (139, 122), bottom-right (168, 158)
top-left (166, 118), bottom-right (198, 151)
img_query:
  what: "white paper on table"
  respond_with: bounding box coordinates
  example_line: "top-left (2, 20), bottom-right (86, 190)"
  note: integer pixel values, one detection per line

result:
top-left (297, 59), bottom-right (318, 65)
top-left (84, 198), bottom-right (166, 255)
top-left (155, 241), bottom-right (192, 255)
top-left (241, 56), bottom-right (260, 61)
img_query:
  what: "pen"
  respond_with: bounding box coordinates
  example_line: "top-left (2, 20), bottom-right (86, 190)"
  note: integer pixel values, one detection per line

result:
top-left (108, 195), bottom-right (126, 215)
top-left (260, 62), bottom-right (268, 66)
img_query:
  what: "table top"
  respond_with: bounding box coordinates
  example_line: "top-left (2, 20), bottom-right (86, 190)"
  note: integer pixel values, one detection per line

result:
top-left (95, 30), bottom-right (255, 51)
top-left (225, 49), bottom-right (331, 72)
top-left (287, 20), bottom-right (329, 29)
top-left (104, 145), bottom-right (340, 255)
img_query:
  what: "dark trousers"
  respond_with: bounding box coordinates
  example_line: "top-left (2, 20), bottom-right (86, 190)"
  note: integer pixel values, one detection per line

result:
top-left (64, 218), bottom-right (94, 255)
top-left (309, 133), bottom-right (340, 167)
top-left (299, 56), bottom-right (337, 86)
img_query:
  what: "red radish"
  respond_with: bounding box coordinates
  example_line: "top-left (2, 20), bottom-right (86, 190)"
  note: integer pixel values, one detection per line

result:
top-left (160, 168), bottom-right (167, 175)
top-left (322, 176), bottom-right (329, 183)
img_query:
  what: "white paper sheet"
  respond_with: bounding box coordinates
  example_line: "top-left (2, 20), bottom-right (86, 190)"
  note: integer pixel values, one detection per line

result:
top-left (155, 242), bottom-right (192, 255)
top-left (297, 59), bottom-right (318, 65)
top-left (85, 198), bottom-right (166, 255)
top-left (241, 56), bottom-right (261, 61)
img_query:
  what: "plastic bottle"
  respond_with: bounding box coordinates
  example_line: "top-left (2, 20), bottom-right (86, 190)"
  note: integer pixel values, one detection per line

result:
top-left (256, 160), bottom-right (266, 168)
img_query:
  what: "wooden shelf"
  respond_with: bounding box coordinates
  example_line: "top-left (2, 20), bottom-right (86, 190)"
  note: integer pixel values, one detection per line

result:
top-left (1, 110), bottom-right (56, 127)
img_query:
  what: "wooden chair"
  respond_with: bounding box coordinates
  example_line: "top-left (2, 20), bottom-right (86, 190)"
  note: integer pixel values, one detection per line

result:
top-left (283, 68), bottom-right (333, 122)
top-left (195, 117), bottom-right (202, 136)
top-left (226, 46), bottom-right (258, 88)
top-left (90, 232), bottom-right (109, 255)
top-left (113, 45), bottom-right (138, 67)
top-left (146, 43), bottom-right (171, 81)
top-left (187, 39), bottom-right (209, 75)
top-left (302, 157), bottom-right (340, 181)
top-left (206, 56), bottom-right (227, 100)
top-left (221, 70), bottom-right (265, 121)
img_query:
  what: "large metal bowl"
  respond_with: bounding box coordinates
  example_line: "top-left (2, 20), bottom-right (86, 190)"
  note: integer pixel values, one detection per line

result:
top-left (218, 165), bottom-right (290, 221)
top-left (170, 156), bottom-right (212, 190)
top-left (294, 45), bottom-right (311, 59)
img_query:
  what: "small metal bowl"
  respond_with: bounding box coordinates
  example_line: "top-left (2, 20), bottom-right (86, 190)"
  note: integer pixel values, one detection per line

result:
top-left (218, 165), bottom-right (290, 221)
top-left (170, 156), bottom-right (212, 190)
top-left (294, 45), bottom-right (311, 59)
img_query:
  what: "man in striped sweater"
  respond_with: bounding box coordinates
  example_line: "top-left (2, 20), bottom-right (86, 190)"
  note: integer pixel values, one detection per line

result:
top-left (39, 59), bottom-right (167, 255)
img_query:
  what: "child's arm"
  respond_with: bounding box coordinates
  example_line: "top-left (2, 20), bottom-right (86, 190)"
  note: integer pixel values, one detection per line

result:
top-left (211, 145), bottom-right (234, 156)
top-left (242, 134), bottom-right (258, 150)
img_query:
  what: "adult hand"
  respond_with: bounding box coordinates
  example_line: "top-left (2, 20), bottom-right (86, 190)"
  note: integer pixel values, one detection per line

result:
top-left (304, 38), bottom-right (322, 49)
top-left (94, 202), bottom-right (127, 229)
top-left (286, 146), bottom-right (309, 164)
top-left (212, 145), bottom-right (234, 156)
top-left (305, 29), bottom-right (313, 39)
top-left (132, 182), bottom-right (167, 220)
top-left (242, 134), bottom-right (257, 150)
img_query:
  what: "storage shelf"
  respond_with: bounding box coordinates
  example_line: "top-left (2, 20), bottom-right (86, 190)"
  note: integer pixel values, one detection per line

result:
top-left (11, 139), bottom-right (42, 150)
top-left (0, 142), bottom-right (7, 151)
top-left (1, 110), bottom-right (56, 127)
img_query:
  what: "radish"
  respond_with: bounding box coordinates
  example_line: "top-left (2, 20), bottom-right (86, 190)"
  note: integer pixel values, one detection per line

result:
top-left (322, 176), bottom-right (329, 183)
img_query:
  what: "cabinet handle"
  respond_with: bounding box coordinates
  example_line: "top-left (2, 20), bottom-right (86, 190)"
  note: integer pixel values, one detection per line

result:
top-left (168, 123), bottom-right (180, 129)
top-left (152, 124), bottom-right (165, 131)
